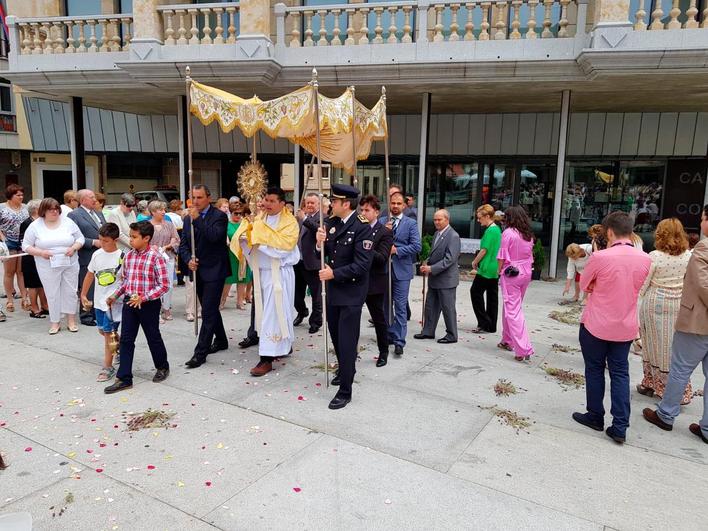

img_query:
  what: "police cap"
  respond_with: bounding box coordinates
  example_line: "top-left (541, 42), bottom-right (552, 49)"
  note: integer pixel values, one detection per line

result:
top-left (330, 183), bottom-right (360, 200)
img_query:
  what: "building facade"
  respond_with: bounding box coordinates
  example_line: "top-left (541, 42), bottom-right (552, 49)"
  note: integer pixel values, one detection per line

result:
top-left (3, 0), bottom-right (707, 276)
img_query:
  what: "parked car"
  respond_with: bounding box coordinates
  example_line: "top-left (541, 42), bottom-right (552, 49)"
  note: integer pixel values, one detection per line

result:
top-left (134, 189), bottom-right (181, 204)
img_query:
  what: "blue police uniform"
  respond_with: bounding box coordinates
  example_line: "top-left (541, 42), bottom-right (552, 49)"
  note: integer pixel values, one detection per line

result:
top-left (320, 184), bottom-right (374, 409)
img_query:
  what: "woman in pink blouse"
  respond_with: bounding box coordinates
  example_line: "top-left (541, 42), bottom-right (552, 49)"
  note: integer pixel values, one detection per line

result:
top-left (497, 206), bottom-right (535, 361)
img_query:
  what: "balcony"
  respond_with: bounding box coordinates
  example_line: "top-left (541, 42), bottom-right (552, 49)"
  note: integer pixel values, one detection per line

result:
top-left (2, 0), bottom-right (708, 114)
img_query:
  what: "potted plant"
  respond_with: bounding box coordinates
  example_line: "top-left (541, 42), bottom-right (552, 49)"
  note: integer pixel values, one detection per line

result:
top-left (532, 239), bottom-right (545, 280)
top-left (417, 234), bottom-right (433, 275)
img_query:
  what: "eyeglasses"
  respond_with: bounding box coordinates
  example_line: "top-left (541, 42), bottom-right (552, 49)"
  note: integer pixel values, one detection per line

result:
top-left (47, 207), bottom-right (61, 213)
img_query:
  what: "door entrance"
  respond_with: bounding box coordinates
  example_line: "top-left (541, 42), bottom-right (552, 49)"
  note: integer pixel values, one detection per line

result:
top-left (42, 170), bottom-right (73, 203)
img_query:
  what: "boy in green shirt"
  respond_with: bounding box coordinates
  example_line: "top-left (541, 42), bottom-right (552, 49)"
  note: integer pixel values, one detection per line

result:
top-left (470, 204), bottom-right (502, 333)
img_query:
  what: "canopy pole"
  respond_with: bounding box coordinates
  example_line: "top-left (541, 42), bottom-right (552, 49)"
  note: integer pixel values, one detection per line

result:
top-left (185, 66), bottom-right (198, 337)
top-left (298, 154), bottom-right (317, 208)
top-left (350, 86), bottom-right (358, 188)
top-left (382, 86), bottom-right (393, 325)
top-left (311, 68), bottom-right (330, 389)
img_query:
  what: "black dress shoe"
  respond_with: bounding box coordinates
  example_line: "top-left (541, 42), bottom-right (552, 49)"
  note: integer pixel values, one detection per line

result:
top-left (328, 395), bottom-right (351, 410)
top-left (293, 312), bottom-right (308, 326)
top-left (437, 337), bottom-right (457, 344)
top-left (185, 356), bottom-right (206, 369)
top-left (413, 333), bottom-right (434, 340)
top-left (209, 341), bottom-right (228, 354)
top-left (331, 373), bottom-right (341, 386)
top-left (308, 325), bottom-right (320, 334)
top-left (152, 368), bottom-right (170, 382)
top-left (572, 412), bottom-right (603, 432)
top-left (376, 353), bottom-right (388, 367)
top-left (81, 319), bottom-right (97, 327)
top-left (605, 426), bottom-right (625, 444)
top-left (104, 379), bottom-right (132, 394)
top-left (238, 336), bottom-right (259, 349)
top-left (394, 345), bottom-right (403, 356)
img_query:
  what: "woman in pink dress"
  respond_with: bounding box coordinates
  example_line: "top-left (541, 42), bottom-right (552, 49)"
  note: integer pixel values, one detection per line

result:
top-left (497, 206), bottom-right (535, 361)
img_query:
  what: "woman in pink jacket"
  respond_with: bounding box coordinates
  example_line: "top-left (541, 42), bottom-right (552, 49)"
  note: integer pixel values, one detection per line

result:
top-left (497, 206), bottom-right (535, 361)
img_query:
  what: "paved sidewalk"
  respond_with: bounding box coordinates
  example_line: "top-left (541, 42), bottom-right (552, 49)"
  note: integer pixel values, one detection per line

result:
top-left (1, 278), bottom-right (706, 530)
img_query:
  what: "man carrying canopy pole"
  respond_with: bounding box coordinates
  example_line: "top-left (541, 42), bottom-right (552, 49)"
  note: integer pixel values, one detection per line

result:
top-left (232, 187), bottom-right (300, 377)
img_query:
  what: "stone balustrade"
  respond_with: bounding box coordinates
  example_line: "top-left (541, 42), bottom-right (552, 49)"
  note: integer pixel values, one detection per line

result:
top-left (15, 14), bottom-right (133, 55)
top-left (632, 0), bottom-right (708, 30)
top-left (278, 0), bottom-right (577, 47)
top-left (157, 3), bottom-right (240, 45)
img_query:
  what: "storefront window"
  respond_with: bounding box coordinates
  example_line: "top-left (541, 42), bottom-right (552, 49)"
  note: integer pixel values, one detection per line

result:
top-left (559, 160), bottom-right (665, 253)
top-left (425, 162), bottom-right (480, 238)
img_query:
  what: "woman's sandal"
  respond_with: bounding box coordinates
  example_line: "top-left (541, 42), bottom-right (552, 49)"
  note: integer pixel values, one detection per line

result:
top-left (514, 355), bottom-right (532, 362)
top-left (497, 342), bottom-right (513, 352)
top-left (5, 301), bottom-right (14, 312)
top-left (636, 384), bottom-right (654, 397)
top-left (29, 311), bottom-right (46, 319)
top-left (21, 297), bottom-right (31, 311)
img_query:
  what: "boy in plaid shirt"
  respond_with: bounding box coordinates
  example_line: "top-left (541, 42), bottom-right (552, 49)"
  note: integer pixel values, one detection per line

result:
top-left (105, 221), bottom-right (170, 394)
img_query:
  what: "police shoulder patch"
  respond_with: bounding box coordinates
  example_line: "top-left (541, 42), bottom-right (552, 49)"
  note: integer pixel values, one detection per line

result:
top-left (358, 214), bottom-right (368, 223)
top-left (363, 239), bottom-right (373, 250)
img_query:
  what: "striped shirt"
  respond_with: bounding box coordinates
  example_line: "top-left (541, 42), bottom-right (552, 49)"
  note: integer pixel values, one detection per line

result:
top-left (114, 247), bottom-right (169, 302)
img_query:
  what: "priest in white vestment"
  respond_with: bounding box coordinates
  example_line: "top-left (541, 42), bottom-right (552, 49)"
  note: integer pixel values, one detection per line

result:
top-left (232, 187), bottom-right (300, 377)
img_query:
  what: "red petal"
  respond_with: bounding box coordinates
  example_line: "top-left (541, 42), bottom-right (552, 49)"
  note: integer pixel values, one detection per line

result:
top-left (205, 481), bottom-right (212, 486)
top-left (147, 465), bottom-right (156, 470)
top-left (24, 447), bottom-right (32, 452)
top-left (293, 487), bottom-right (302, 493)
top-left (96, 468), bottom-right (103, 473)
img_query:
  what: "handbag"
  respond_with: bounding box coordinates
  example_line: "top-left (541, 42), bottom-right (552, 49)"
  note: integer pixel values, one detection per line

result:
top-left (503, 265), bottom-right (520, 277)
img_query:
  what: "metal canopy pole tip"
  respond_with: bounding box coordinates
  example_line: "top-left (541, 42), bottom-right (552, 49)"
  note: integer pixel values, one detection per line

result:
top-left (185, 66), bottom-right (198, 337)
top-left (311, 68), bottom-right (330, 389)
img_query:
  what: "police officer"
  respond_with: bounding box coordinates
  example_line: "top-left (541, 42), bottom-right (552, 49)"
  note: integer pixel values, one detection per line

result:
top-left (316, 184), bottom-right (374, 410)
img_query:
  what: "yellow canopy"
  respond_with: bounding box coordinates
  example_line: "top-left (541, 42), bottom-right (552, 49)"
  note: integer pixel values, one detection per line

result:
top-left (189, 81), bottom-right (388, 175)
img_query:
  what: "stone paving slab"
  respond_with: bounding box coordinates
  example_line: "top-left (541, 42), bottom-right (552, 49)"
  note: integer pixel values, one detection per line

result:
top-left (448, 419), bottom-right (708, 531)
top-left (206, 434), bottom-right (602, 531)
top-left (5, 373), bottom-right (321, 519)
top-left (237, 370), bottom-right (494, 472)
top-left (2, 472), bottom-right (217, 531)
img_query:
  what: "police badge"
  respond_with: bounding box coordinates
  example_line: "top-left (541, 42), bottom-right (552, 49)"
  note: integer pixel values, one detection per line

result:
top-left (329, 227), bottom-right (336, 234)
top-left (363, 240), bottom-right (373, 250)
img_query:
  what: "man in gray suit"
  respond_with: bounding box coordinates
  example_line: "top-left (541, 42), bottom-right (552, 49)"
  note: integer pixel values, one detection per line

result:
top-left (414, 209), bottom-right (460, 344)
top-left (68, 189), bottom-right (106, 326)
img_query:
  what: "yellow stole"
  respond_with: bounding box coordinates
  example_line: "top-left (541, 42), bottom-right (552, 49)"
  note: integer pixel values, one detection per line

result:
top-left (230, 209), bottom-right (299, 340)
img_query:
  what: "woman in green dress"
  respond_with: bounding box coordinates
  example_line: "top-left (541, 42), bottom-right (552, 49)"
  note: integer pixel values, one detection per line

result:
top-left (221, 204), bottom-right (253, 310)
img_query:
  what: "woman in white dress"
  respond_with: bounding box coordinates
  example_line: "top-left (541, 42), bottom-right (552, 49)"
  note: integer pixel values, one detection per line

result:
top-left (22, 198), bottom-right (85, 334)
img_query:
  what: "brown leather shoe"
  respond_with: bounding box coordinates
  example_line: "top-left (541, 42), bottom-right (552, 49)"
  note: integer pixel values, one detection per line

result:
top-left (250, 361), bottom-right (273, 377)
top-left (689, 423), bottom-right (708, 444)
top-left (642, 408), bottom-right (672, 431)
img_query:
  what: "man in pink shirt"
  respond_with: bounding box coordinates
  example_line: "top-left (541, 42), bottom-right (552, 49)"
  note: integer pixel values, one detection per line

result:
top-left (572, 211), bottom-right (651, 444)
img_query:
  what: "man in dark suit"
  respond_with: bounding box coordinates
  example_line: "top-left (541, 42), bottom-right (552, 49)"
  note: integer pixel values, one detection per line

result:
top-left (68, 189), bottom-right (106, 326)
top-left (415, 209), bottom-right (461, 344)
top-left (360, 195), bottom-right (393, 367)
top-left (298, 193), bottom-right (325, 334)
top-left (380, 191), bottom-right (421, 356)
top-left (179, 184), bottom-right (230, 368)
top-left (316, 184), bottom-right (374, 410)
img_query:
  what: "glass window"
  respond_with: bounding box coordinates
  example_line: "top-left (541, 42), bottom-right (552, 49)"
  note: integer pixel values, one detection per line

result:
top-left (121, 0), bottom-right (132, 13)
top-left (0, 85), bottom-right (12, 113)
top-left (559, 160), bottom-right (665, 254)
top-left (425, 162), bottom-right (480, 238)
top-left (66, 0), bottom-right (104, 16)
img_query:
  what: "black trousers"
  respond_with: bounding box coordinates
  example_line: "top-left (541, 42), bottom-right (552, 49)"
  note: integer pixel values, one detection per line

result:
top-left (78, 264), bottom-right (96, 323)
top-left (365, 292), bottom-right (388, 355)
top-left (303, 269), bottom-right (322, 328)
top-left (116, 299), bottom-right (169, 385)
top-left (247, 292), bottom-right (259, 341)
top-left (294, 261), bottom-right (309, 317)
top-left (470, 275), bottom-right (499, 333)
top-left (327, 304), bottom-right (362, 398)
top-left (194, 278), bottom-right (228, 358)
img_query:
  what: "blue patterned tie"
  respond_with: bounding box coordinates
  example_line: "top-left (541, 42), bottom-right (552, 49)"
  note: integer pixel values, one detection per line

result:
top-left (392, 217), bottom-right (399, 235)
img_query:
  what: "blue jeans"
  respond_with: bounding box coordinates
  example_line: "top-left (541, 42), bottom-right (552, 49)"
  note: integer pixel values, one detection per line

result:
top-left (657, 331), bottom-right (708, 438)
top-left (387, 278), bottom-right (411, 347)
top-left (116, 299), bottom-right (169, 385)
top-left (579, 324), bottom-right (632, 435)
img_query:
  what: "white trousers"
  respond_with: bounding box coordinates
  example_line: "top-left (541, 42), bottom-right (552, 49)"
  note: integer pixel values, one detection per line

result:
top-left (35, 257), bottom-right (79, 323)
top-left (185, 277), bottom-right (200, 315)
top-left (161, 256), bottom-right (175, 311)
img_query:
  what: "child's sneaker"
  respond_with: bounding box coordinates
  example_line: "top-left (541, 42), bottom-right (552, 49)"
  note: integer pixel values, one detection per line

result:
top-left (97, 367), bottom-right (116, 382)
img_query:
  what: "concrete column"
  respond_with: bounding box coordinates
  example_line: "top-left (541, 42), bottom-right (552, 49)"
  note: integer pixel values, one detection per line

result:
top-left (132, 0), bottom-right (166, 42)
top-left (240, 0), bottom-right (272, 38)
top-left (593, 0), bottom-right (631, 25)
top-left (416, 92), bottom-right (431, 236)
top-left (5, 0), bottom-right (62, 18)
top-left (177, 95), bottom-right (187, 204)
top-left (549, 90), bottom-right (571, 279)
top-left (68, 97), bottom-right (86, 190)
